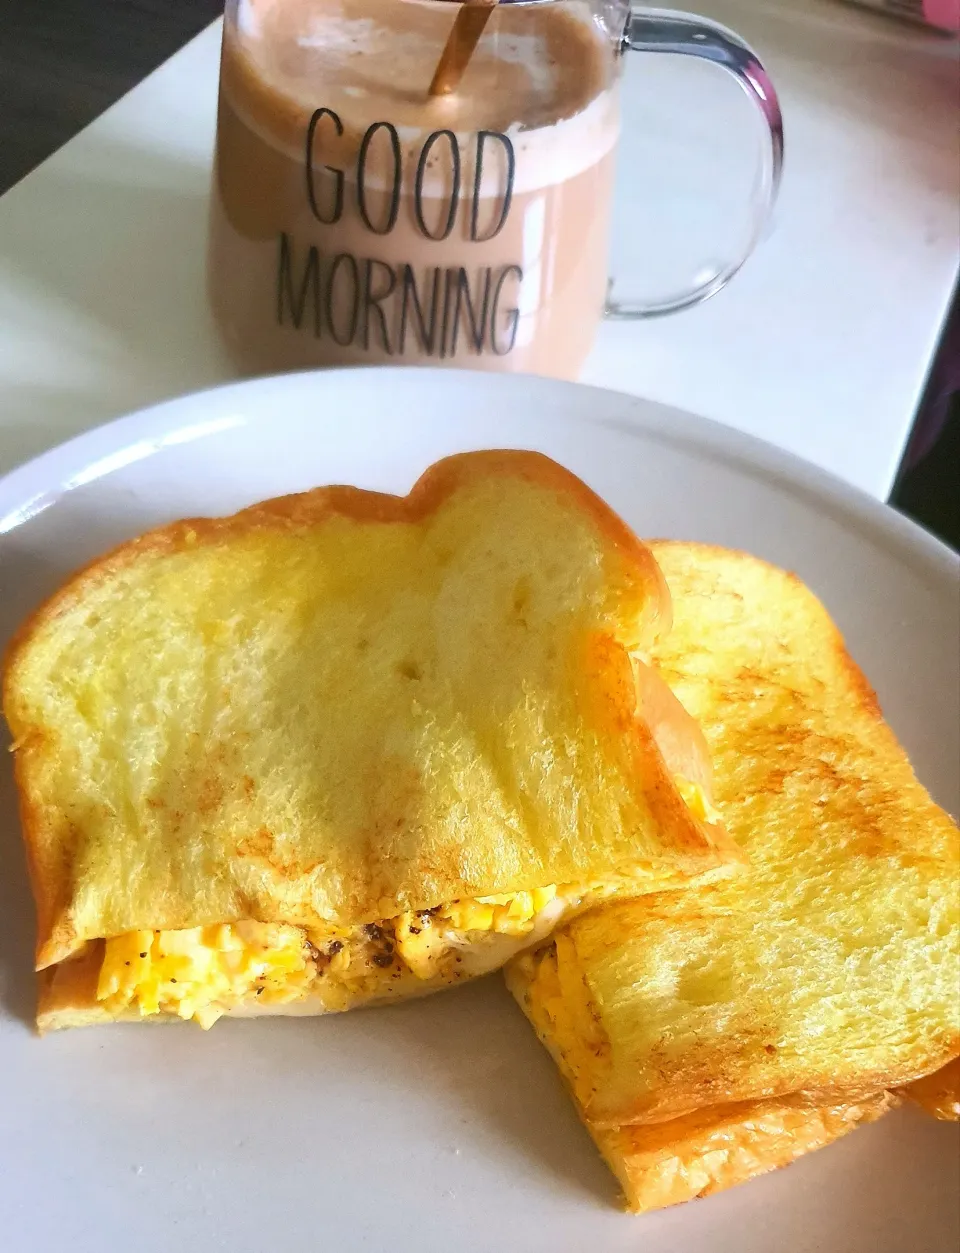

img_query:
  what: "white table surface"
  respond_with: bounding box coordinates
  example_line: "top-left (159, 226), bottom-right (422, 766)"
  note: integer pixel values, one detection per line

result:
top-left (0, 0), bottom-right (957, 498)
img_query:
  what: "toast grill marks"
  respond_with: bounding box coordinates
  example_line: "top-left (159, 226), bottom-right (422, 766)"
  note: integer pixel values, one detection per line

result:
top-left (4, 452), bottom-right (736, 1029)
top-left (507, 541), bottom-right (959, 1210)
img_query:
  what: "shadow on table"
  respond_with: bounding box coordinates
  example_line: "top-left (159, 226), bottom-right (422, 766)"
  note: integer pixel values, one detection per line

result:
top-left (0, 745), bottom-right (36, 1028)
top-left (0, 142), bottom-right (234, 474)
top-left (322, 976), bottom-right (622, 1208)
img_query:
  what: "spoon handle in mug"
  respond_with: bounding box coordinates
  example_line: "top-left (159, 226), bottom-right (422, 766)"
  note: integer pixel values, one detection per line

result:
top-left (429, 1), bottom-right (498, 97)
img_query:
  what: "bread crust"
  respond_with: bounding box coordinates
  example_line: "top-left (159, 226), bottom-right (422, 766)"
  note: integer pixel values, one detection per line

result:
top-left (593, 1091), bottom-right (899, 1213)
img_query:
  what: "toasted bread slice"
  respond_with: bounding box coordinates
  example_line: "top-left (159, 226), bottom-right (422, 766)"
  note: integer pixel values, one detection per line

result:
top-left (3, 452), bottom-right (736, 1030)
top-left (507, 541), bottom-right (959, 1209)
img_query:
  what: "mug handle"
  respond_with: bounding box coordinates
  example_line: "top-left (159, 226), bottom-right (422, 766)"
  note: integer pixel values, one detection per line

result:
top-left (607, 8), bottom-right (784, 319)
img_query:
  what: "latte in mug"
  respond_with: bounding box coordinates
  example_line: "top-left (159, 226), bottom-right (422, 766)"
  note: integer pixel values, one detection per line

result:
top-left (209, 0), bottom-right (620, 377)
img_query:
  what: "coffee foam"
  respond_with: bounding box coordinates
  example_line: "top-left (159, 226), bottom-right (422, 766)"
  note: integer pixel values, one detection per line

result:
top-left (293, 18), bottom-right (560, 100)
top-left (226, 0), bottom-right (619, 198)
top-left (295, 15), bottom-right (378, 53)
top-left (482, 33), bottom-right (560, 97)
top-left (228, 0), bottom-right (617, 190)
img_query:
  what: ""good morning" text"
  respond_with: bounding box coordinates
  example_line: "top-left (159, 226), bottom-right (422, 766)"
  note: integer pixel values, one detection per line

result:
top-left (278, 234), bottom-right (523, 357)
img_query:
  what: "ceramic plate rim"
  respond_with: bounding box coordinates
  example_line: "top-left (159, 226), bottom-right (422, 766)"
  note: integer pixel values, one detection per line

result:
top-left (0, 368), bottom-right (957, 586)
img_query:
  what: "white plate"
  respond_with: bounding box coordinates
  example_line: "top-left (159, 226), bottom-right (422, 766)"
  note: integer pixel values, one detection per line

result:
top-left (0, 369), bottom-right (957, 1253)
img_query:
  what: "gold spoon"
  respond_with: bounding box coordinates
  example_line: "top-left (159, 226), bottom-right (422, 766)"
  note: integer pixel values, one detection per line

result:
top-left (428, 0), bottom-right (498, 97)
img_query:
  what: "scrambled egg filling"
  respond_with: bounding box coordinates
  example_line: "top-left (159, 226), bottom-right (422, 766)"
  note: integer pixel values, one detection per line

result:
top-left (96, 888), bottom-right (562, 1029)
top-left (516, 935), bottom-right (608, 1109)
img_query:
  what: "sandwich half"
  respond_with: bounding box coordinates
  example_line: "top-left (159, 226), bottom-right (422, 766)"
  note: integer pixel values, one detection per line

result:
top-left (3, 453), bottom-right (737, 1032)
top-left (507, 541), bottom-right (960, 1212)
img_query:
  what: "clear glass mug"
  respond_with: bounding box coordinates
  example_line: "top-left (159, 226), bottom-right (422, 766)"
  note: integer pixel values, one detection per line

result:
top-left (208, 0), bottom-right (783, 379)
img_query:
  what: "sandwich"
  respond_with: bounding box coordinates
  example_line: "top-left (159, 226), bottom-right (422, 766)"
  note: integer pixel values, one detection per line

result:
top-left (507, 541), bottom-right (960, 1212)
top-left (3, 452), bottom-right (738, 1032)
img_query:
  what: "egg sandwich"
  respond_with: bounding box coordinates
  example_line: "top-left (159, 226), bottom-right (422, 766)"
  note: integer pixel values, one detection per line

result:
top-left (507, 541), bottom-right (960, 1212)
top-left (3, 453), bottom-right (738, 1032)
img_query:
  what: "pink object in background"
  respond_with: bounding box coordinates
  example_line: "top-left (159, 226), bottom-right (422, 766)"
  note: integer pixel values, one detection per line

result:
top-left (923, 0), bottom-right (960, 28)
top-left (843, 0), bottom-right (959, 27)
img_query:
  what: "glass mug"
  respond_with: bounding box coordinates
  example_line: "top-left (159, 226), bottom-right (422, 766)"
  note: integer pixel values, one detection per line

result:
top-left (208, 0), bottom-right (783, 379)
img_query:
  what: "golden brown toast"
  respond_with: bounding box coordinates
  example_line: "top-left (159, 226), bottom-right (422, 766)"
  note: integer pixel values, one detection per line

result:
top-left (507, 540), bottom-right (959, 1211)
top-left (3, 452), bottom-right (735, 1030)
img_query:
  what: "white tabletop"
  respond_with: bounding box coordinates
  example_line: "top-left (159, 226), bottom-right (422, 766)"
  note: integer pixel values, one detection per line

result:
top-left (0, 0), bottom-right (957, 498)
